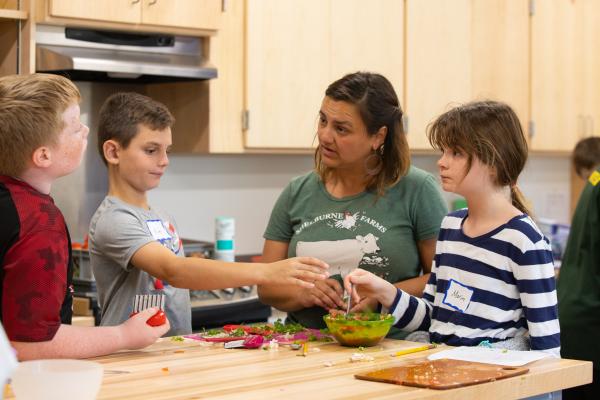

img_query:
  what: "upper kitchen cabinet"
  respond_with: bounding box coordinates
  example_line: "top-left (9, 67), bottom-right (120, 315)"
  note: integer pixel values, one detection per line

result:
top-left (37, 0), bottom-right (222, 34)
top-left (531, 0), bottom-right (579, 152)
top-left (405, 0), bottom-right (529, 150)
top-left (244, 0), bottom-right (403, 150)
top-left (530, 0), bottom-right (600, 152)
top-left (244, 0), bottom-right (331, 149)
top-left (0, 0), bottom-right (34, 76)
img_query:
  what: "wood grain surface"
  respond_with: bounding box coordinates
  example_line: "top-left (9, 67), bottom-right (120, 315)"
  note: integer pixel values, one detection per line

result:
top-left (6, 339), bottom-right (592, 400)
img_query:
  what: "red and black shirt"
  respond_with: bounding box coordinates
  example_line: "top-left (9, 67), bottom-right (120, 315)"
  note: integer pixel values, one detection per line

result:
top-left (0, 175), bottom-right (73, 342)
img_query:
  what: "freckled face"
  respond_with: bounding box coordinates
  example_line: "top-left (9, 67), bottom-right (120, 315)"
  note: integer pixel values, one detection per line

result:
top-left (51, 103), bottom-right (89, 177)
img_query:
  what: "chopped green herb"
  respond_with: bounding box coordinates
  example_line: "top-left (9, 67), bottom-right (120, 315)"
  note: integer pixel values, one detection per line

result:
top-left (171, 336), bottom-right (184, 342)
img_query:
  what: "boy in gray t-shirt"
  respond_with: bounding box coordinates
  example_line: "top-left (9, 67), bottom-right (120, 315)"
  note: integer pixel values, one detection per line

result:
top-left (90, 93), bottom-right (329, 335)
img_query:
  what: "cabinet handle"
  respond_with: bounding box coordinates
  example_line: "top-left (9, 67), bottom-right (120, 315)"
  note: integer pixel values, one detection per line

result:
top-left (587, 115), bottom-right (594, 136)
top-left (148, 0), bottom-right (158, 4)
top-left (131, 0), bottom-right (141, 3)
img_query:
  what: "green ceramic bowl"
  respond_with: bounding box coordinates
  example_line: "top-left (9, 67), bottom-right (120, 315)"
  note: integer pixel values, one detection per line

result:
top-left (323, 312), bottom-right (394, 347)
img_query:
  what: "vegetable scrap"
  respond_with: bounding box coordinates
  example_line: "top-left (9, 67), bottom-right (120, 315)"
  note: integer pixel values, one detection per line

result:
top-left (323, 361), bottom-right (334, 367)
top-left (174, 350), bottom-right (185, 354)
top-left (187, 319), bottom-right (334, 345)
top-left (350, 353), bottom-right (375, 363)
top-left (171, 336), bottom-right (185, 342)
top-left (161, 367), bottom-right (170, 374)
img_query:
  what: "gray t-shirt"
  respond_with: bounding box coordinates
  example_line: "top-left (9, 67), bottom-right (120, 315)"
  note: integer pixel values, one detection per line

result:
top-left (89, 196), bottom-right (191, 336)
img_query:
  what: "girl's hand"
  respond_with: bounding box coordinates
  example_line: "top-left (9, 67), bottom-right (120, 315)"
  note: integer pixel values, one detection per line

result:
top-left (300, 278), bottom-right (345, 310)
top-left (264, 257), bottom-right (329, 288)
top-left (121, 307), bottom-right (170, 349)
top-left (344, 269), bottom-right (397, 309)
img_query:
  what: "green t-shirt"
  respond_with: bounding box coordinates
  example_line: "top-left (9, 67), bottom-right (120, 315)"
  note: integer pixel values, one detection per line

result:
top-left (558, 168), bottom-right (600, 368)
top-left (264, 166), bottom-right (448, 338)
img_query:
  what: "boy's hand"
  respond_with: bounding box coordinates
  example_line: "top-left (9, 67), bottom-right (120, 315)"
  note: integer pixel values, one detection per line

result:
top-left (263, 257), bottom-right (329, 288)
top-left (120, 307), bottom-right (170, 349)
top-left (300, 278), bottom-right (345, 310)
top-left (344, 269), bottom-right (397, 309)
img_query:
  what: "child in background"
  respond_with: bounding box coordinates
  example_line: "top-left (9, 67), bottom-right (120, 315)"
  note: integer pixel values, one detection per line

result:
top-left (344, 101), bottom-right (560, 356)
top-left (557, 136), bottom-right (600, 399)
top-left (0, 74), bottom-right (169, 361)
top-left (90, 92), bottom-right (328, 336)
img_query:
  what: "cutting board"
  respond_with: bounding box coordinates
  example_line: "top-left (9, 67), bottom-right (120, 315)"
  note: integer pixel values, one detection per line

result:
top-left (355, 358), bottom-right (529, 390)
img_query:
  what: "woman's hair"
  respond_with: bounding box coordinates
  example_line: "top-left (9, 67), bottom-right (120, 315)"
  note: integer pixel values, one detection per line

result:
top-left (427, 100), bottom-right (531, 214)
top-left (573, 136), bottom-right (600, 178)
top-left (314, 71), bottom-right (410, 196)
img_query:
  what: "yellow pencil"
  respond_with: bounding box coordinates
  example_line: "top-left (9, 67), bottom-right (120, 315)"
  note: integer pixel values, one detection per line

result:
top-left (394, 344), bottom-right (436, 357)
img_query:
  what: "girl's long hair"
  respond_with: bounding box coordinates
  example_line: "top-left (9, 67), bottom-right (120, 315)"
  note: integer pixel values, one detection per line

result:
top-left (427, 100), bottom-right (531, 215)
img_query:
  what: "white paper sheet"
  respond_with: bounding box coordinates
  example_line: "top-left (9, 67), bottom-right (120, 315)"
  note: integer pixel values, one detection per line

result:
top-left (427, 346), bottom-right (552, 366)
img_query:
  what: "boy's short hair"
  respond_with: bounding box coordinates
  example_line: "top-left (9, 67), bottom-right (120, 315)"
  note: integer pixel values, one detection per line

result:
top-left (573, 137), bottom-right (600, 178)
top-left (97, 92), bottom-right (175, 165)
top-left (0, 73), bottom-right (80, 176)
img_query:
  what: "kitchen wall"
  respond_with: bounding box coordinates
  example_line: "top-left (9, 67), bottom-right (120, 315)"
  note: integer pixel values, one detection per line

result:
top-left (52, 83), bottom-right (572, 254)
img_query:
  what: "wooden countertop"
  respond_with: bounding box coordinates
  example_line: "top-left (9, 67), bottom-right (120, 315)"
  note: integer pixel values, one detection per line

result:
top-left (8, 338), bottom-right (592, 399)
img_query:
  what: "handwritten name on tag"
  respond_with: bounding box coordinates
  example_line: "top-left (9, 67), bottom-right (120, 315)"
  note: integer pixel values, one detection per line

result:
top-left (146, 220), bottom-right (171, 241)
top-left (442, 279), bottom-right (474, 312)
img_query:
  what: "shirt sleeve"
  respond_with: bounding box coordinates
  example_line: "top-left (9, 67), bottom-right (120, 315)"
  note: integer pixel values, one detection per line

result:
top-left (412, 174), bottom-right (448, 241)
top-left (2, 229), bottom-right (67, 342)
top-left (263, 182), bottom-right (294, 242)
top-left (90, 208), bottom-right (156, 271)
top-left (382, 257), bottom-right (438, 332)
top-left (512, 236), bottom-right (561, 357)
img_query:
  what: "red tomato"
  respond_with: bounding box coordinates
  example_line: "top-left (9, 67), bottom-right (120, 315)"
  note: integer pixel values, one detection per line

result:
top-left (146, 310), bottom-right (167, 327)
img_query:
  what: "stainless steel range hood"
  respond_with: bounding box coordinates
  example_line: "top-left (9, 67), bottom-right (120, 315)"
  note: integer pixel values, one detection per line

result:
top-left (36, 25), bottom-right (217, 82)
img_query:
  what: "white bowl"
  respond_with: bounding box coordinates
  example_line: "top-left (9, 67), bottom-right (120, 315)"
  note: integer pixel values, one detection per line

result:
top-left (11, 359), bottom-right (103, 400)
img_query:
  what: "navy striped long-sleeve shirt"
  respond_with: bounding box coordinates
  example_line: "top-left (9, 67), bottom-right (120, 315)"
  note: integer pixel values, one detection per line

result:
top-left (383, 209), bottom-right (561, 357)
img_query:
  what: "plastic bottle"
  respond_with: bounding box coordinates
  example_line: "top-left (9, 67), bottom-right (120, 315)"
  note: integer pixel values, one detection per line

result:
top-left (214, 216), bottom-right (235, 262)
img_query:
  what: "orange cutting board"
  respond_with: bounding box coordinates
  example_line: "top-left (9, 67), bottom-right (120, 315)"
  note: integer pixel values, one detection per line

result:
top-left (355, 358), bottom-right (529, 390)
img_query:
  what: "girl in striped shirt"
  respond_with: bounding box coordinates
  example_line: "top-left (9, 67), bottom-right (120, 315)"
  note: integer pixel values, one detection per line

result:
top-left (344, 101), bottom-right (560, 356)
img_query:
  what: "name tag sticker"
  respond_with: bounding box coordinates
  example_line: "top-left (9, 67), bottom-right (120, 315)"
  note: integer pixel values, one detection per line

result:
top-left (146, 220), bottom-right (171, 241)
top-left (442, 279), bottom-right (474, 313)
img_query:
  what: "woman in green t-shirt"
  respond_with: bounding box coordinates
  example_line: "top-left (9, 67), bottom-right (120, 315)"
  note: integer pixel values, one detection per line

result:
top-left (258, 72), bottom-right (447, 337)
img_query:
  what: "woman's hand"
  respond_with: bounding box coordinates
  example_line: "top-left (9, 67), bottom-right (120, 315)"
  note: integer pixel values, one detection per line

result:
top-left (120, 307), bottom-right (170, 349)
top-left (299, 278), bottom-right (346, 310)
top-left (262, 257), bottom-right (329, 288)
top-left (344, 269), bottom-right (397, 309)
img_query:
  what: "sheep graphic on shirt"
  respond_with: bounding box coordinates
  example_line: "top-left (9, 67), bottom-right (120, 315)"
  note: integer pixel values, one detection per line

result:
top-left (296, 233), bottom-right (380, 277)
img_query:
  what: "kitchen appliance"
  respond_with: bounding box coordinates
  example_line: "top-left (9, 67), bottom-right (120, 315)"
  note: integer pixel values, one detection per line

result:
top-left (36, 25), bottom-right (217, 82)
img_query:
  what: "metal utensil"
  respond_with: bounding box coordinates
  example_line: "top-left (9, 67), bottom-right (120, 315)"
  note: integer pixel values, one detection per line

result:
top-left (345, 283), bottom-right (353, 316)
top-left (132, 294), bottom-right (165, 313)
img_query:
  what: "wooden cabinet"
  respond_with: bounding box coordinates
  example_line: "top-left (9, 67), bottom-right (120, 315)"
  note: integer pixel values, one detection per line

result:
top-left (530, 0), bottom-right (600, 151)
top-left (405, 0), bottom-right (529, 150)
top-left (0, 0), bottom-right (34, 76)
top-left (244, 0), bottom-right (403, 150)
top-left (39, 0), bottom-right (221, 33)
top-left (148, 0), bottom-right (245, 154)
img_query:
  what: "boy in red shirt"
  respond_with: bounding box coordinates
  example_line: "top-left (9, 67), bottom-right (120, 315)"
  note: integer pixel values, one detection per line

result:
top-left (0, 73), bottom-right (170, 360)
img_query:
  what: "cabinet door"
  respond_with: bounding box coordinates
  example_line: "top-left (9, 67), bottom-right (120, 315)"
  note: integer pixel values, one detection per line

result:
top-left (142, 0), bottom-right (221, 30)
top-left (49, 0), bottom-right (140, 24)
top-left (405, 0), bottom-right (472, 150)
top-left (579, 0), bottom-right (600, 139)
top-left (245, 0), bottom-right (331, 149)
top-left (531, 0), bottom-right (579, 151)
top-left (330, 0), bottom-right (403, 102)
top-left (471, 0), bottom-right (529, 134)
